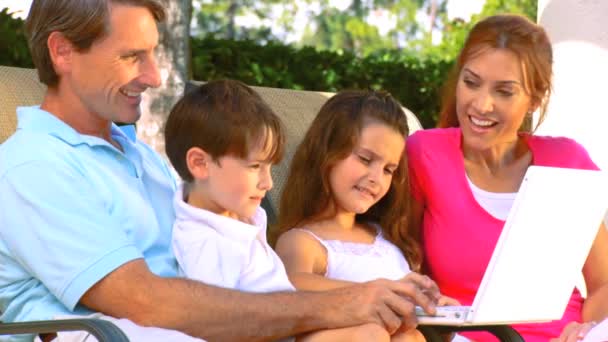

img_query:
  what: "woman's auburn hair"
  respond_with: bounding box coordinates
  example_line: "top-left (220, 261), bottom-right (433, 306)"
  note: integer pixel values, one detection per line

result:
top-left (437, 14), bottom-right (553, 131)
top-left (277, 90), bottom-right (422, 271)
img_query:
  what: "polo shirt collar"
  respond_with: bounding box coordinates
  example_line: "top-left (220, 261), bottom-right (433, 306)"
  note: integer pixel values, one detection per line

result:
top-left (173, 185), bottom-right (267, 244)
top-left (17, 106), bottom-right (130, 150)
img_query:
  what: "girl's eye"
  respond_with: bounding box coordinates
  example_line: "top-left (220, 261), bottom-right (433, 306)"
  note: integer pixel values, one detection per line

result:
top-left (358, 155), bottom-right (371, 164)
top-left (249, 164), bottom-right (261, 169)
top-left (384, 168), bottom-right (394, 175)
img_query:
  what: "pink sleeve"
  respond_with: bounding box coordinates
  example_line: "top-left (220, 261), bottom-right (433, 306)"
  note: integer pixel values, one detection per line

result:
top-left (532, 136), bottom-right (600, 170)
top-left (568, 139), bottom-right (600, 170)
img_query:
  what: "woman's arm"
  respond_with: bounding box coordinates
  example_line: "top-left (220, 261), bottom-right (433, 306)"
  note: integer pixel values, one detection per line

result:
top-left (275, 229), bottom-right (355, 291)
top-left (554, 223), bottom-right (608, 341)
top-left (582, 222), bottom-right (608, 321)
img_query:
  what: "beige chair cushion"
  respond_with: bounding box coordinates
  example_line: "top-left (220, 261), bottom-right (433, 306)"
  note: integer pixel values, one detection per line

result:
top-left (0, 66), bottom-right (423, 223)
top-left (0, 66), bottom-right (46, 144)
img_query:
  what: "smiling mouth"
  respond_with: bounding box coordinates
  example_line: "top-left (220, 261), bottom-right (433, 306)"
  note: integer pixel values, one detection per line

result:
top-left (119, 88), bottom-right (142, 98)
top-left (469, 115), bottom-right (497, 128)
top-left (354, 185), bottom-right (375, 199)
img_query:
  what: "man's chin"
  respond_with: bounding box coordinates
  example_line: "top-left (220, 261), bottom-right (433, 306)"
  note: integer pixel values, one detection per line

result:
top-left (116, 111), bottom-right (142, 125)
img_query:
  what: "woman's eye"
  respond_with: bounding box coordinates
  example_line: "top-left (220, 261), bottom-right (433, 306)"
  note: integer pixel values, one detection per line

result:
top-left (249, 164), bottom-right (261, 169)
top-left (497, 89), bottom-right (514, 97)
top-left (384, 168), bottom-right (394, 175)
top-left (463, 79), bottom-right (478, 88)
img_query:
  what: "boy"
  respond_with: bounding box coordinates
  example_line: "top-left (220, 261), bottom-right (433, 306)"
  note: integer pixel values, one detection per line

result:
top-left (165, 80), bottom-right (293, 293)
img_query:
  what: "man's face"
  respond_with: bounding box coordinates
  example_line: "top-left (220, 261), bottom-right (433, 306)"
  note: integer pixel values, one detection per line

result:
top-left (66, 3), bottom-right (161, 125)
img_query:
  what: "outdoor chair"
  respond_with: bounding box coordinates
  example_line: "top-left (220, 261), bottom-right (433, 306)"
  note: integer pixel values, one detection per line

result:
top-left (0, 64), bottom-right (522, 341)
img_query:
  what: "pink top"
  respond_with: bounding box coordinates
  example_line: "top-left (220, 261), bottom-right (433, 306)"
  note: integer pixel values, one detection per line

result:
top-left (406, 128), bottom-right (599, 341)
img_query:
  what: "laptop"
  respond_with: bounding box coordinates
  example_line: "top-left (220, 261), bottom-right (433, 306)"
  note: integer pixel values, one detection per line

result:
top-left (417, 165), bottom-right (608, 326)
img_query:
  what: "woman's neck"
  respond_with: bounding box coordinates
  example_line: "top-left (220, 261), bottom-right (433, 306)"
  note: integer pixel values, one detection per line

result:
top-left (463, 137), bottom-right (532, 192)
top-left (462, 137), bottom-right (529, 174)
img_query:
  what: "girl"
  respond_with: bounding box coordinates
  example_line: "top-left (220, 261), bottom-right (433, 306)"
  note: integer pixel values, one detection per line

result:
top-left (276, 90), bottom-right (457, 341)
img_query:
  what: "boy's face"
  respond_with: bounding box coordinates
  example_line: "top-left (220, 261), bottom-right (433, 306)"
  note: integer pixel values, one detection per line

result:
top-left (198, 138), bottom-right (274, 221)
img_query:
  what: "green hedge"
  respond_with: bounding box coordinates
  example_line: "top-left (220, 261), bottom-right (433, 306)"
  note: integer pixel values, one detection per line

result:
top-left (192, 37), bottom-right (452, 128)
top-left (0, 8), bottom-right (33, 68)
top-left (0, 12), bottom-right (452, 127)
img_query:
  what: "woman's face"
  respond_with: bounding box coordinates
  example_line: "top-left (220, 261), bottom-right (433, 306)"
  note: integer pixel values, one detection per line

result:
top-left (456, 48), bottom-right (535, 152)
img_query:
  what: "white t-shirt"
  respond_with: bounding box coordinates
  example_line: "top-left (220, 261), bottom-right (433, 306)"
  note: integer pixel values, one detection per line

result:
top-left (466, 175), bottom-right (517, 220)
top-left (171, 186), bottom-right (294, 293)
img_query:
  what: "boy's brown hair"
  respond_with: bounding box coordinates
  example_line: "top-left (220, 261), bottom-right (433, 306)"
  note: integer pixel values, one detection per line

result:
top-left (165, 80), bottom-right (285, 183)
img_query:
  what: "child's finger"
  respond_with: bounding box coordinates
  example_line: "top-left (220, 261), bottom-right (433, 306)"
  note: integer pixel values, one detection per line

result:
top-left (437, 295), bottom-right (460, 306)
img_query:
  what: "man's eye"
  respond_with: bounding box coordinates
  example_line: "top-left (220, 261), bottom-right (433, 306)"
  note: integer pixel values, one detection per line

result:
top-left (121, 54), bottom-right (138, 61)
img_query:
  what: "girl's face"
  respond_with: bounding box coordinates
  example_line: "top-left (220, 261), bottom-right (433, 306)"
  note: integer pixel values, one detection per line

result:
top-left (456, 48), bottom-right (535, 152)
top-left (328, 121), bottom-right (405, 215)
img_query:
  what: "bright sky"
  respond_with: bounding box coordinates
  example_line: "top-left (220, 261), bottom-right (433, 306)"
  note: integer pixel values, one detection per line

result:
top-left (2, 0), bottom-right (486, 39)
top-left (0, 0), bottom-right (30, 18)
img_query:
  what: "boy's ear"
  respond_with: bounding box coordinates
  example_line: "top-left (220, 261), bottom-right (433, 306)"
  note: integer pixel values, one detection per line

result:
top-left (186, 147), bottom-right (211, 180)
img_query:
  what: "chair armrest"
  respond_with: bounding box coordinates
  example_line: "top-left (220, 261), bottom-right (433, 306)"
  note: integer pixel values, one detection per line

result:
top-left (0, 318), bottom-right (129, 342)
top-left (419, 324), bottom-right (524, 342)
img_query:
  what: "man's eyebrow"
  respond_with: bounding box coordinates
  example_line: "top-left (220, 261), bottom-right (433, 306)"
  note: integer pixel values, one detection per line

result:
top-left (122, 49), bottom-right (147, 55)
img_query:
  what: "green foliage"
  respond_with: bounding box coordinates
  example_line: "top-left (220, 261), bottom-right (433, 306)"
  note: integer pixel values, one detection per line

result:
top-left (480, 0), bottom-right (537, 20)
top-left (193, 0), bottom-right (290, 42)
top-left (432, 0), bottom-right (538, 61)
top-left (0, 7), bottom-right (452, 127)
top-left (191, 36), bottom-right (452, 127)
top-left (301, 0), bottom-right (440, 56)
top-left (0, 8), bottom-right (33, 68)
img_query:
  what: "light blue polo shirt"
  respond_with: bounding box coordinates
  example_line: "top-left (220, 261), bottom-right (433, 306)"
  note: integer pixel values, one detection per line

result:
top-left (0, 107), bottom-right (178, 329)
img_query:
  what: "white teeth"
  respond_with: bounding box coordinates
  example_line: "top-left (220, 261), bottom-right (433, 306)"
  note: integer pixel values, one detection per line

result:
top-left (121, 89), bottom-right (140, 97)
top-left (355, 186), bottom-right (373, 197)
top-left (470, 116), bottom-right (495, 127)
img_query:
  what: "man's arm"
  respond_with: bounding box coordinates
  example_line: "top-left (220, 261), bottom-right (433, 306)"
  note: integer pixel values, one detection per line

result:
top-left (81, 259), bottom-right (438, 341)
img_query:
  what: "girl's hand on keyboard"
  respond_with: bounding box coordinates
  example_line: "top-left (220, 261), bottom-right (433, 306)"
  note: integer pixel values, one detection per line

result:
top-left (437, 295), bottom-right (460, 306)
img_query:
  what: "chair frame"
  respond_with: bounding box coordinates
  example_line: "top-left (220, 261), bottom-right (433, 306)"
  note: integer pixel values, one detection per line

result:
top-left (0, 319), bottom-right (129, 341)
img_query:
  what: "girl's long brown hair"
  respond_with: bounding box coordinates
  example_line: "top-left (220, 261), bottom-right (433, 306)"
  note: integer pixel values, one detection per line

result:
top-left (278, 90), bottom-right (422, 271)
top-left (438, 14), bottom-right (553, 132)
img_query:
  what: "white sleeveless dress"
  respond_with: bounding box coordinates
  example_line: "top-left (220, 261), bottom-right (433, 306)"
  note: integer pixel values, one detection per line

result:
top-left (294, 227), bottom-right (411, 282)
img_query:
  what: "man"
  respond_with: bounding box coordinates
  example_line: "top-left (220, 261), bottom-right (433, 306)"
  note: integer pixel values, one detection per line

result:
top-left (0, 1), bottom-right (439, 341)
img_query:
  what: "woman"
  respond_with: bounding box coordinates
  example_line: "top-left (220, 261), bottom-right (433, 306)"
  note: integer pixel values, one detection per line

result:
top-left (407, 14), bottom-right (608, 342)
